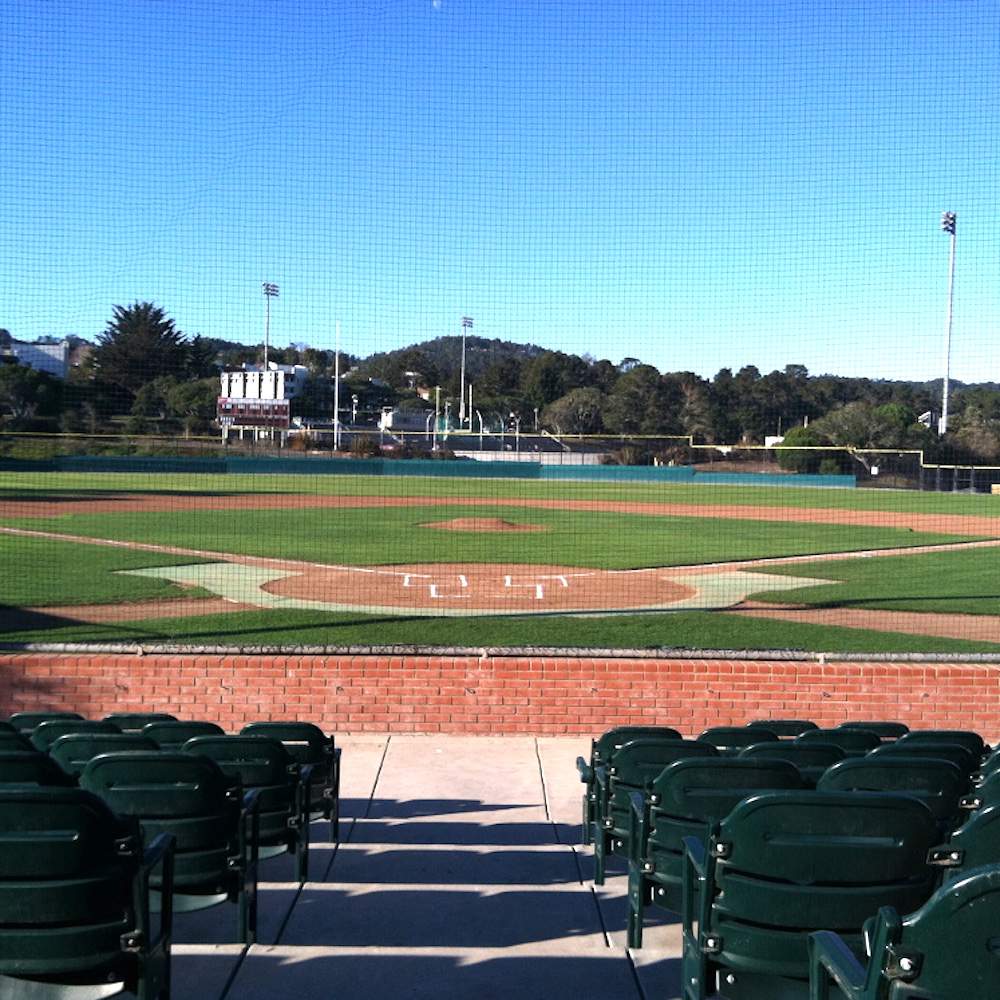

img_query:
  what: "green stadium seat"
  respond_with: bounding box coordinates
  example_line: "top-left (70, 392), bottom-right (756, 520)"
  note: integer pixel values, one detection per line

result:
top-left (747, 719), bottom-right (819, 738)
top-left (738, 740), bottom-right (845, 787)
top-left (626, 757), bottom-right (803, 948)
top-left (241, 721), bottom-right (341, 842)
top-left (681, 791), bottom-right (938, 1000)
top-left (837, 720), bottom-right (909, 740)
top-left (795, 727), bottom-right (882, 756)
top-left (0, 785), bottom-right (174, 1000)
top-left (181, 734), bottom-right (312, 884)
top-left (808, 862), bottom-right (1000, 1000)
top-left (29, 719), bottom-right (122, 753)
top-left (103, 713), bottom-right (179, 733)
top-left (698, 726), bottom-right (779, 756)
top-left (48, 733), bottom-right (162, 779)
top-left (0, 749), bottom-right (77, 787)
top-left (817, 756), bottom-right (969, 828)
top-left (80, 750), bottom-right (260, 945)
top-left (140, 720), bottom-right (225, 751)
top-left (895, 730), bottom-right (988, 762)
top-left (869, 740), bottom-right (978, 778)
top-left (576, 725), bottom-right (682, 846)
top-left (591, 737), bottom-right (717, 885)
top-left (7, 710), bottom-right (85, 733)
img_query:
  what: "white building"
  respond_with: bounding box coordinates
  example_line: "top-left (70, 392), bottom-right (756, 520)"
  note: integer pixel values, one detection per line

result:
top-left (217, 363), bottom-right (310, 439)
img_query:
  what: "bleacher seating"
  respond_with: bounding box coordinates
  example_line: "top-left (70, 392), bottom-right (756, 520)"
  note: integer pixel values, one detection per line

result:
top-left (681, 790), bottom-right (939, 1000)
top-left (747, 720), bottom-right (818, 738)
top-left (808, 862), bottom-right (1000, 999)
top-left (697, 726), bottom-right (779, 755)
top-left (837, 720), bottom-right (909, 740)
top-left (139, 720), bottom-right (225, 750)
top-left (48, 732), bottom-right (161, 779)
top-left (795, 727), bottom-right (882, 756)
top-left (29, 718), bottom-right (122, 753)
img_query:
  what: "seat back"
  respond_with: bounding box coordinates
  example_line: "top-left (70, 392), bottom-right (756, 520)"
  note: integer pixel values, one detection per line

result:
top-left (591, 725), bottom-right (682, 766)
top-left (795, 727), bottom-right (881, 755)
top-left (0, 749), bottom-right (76, 787)
top-left (870, 740), bottom-right (978, 777)
top-left (738, 741), bottom-right (845, 787)
top-left (0, 786), bottom-right (171, 998)
top-left (49, 732), bottom-right (161, 778)
top-left (7, 710), bottom-right (85, 733)
top-left (838, 720), bottom-right (910, 739)
top-left (685, 791), bottom-right (938, 998)
top-left (896, 729), bottom-right (987, 761)
top-left (29, 718), bottom-right (121, 752)
top-left (817, 756), bottom-right (969, 824)
top-left (698, 726), bottom-right (778, 755)
top-left (141, 719), bottom-right (225, 749)
top-left (104, 711), bottom-right (179, 732)
top-left (747, 719), bottom-right (818, 738)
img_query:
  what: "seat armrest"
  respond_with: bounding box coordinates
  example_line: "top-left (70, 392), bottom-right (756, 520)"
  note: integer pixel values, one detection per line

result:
top-left (808, 930), bottom-right (866, 999)
top-left (576, 756), bottom-right (593, 783)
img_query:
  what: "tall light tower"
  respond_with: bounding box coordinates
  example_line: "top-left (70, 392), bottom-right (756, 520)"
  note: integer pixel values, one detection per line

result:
top-left (459, 316), bottom-right (473, 427)
top-left (939, 212), bottom-right (956, 435)
top-left (262, 282), bottom-right (279, 370)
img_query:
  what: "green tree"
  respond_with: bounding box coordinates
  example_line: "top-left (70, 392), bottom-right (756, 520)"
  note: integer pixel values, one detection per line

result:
top-left (91, 302), bottom-right (190, 402)
top-left (0, 364), bottom-right (61, 426)
top-left (775, 424), bottom-right (823, 473)
top-left (542, 387), bottom-right (605, 435)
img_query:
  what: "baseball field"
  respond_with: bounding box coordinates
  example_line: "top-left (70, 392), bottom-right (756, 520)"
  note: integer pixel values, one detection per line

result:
top-left (1, 470), bottom-right (999, 653)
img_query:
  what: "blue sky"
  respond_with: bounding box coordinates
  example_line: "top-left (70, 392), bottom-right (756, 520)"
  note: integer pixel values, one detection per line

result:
top-left (3, 1), bottom-right (998, 382)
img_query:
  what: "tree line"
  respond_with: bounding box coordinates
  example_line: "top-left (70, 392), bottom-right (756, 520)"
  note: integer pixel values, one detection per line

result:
top-left (2, 301), bottom-right (1000, 464)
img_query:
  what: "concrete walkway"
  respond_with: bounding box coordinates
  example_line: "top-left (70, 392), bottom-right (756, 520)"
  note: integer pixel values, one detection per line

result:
top-left (169, 735), bottom-right (683, 1000)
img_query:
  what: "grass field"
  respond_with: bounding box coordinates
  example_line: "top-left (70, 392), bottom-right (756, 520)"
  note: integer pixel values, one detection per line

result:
top-left (1, 471), bottom-right (998, 652)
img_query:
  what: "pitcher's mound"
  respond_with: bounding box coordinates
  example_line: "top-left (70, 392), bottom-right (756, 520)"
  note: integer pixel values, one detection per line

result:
top-left (422, 517), bottom-right (546, 532)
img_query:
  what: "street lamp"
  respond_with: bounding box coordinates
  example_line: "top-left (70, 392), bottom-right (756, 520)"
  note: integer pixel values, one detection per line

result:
top-left (939, 212), bottom-right (956, 435)
top-left (262, 282), bottom-right (279, 370)
top-left (459, 316), bottom-right (473, 427)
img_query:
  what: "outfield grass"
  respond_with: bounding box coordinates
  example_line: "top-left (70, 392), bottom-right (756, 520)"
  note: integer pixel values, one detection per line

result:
top-left (3, 469), bottom-right (1000, 516)
top-left (0, 506), bottom-right (968, 571)
top-left (2, 606), bottom-right (997, 655)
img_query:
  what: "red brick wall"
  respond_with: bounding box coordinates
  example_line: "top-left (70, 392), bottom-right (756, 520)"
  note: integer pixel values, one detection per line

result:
top-left (2, 651), bottom-right (998, 741)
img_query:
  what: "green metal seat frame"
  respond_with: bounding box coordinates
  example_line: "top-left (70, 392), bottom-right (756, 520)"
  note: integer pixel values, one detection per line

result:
top-left (869, 741), bottom-right (977, 778)
top-left (926, 802), bottom-right (1000, 883)
top-left (103, 713), bottom-right (179, 733)
top-left (7, 710), bottom-right (85, 733)
top-left (80, 750), bottom-right (260, 945)
top-left (808, 862), bottom-right (1000, 999)
top-left (681, 791), bottom-right (938, 1000)
top-left (894, 730), bottom-right (987, 762)
top-left (240, 721), bottom-right (341, 842)
top-left (837, 721), bottom-right (909, 740)
top-left (626, 757), bottom-right (804, 948)
top-left (0, 785), bottom-right (174, 1000)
